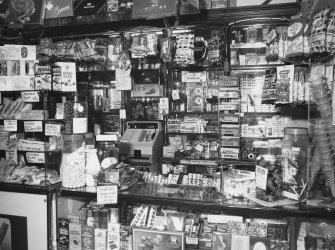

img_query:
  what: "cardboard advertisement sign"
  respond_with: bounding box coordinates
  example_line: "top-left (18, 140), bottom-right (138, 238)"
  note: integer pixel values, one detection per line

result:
top-left (0, 0), bottom-right (46, 26)
top-left (132, 0), bottom-right (177, 19)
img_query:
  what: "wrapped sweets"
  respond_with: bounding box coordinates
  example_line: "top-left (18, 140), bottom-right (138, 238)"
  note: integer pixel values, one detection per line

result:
top-left (313, 119), bottom-right (335, 200)
top-left (310, 76), bottom-right (333, 122)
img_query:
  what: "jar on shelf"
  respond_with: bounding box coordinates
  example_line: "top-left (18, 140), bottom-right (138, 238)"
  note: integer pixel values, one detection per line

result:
top-left (97, 141), bottom-right (119, 168)
top-left (64, 94), bottom-right (88, 134)
top-left (60, 134), bottom-right (86, 188)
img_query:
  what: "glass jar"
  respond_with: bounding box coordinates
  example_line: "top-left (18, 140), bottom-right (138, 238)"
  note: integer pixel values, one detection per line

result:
top-left (60, 134), bottom-right (86, 188)
top-left (97, 141), bottom-right (119, 167)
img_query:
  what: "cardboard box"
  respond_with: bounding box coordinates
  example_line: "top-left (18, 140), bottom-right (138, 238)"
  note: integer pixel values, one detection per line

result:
top-left (231, 235), bottom-right (250, 250)
top-left (45, 0), bottom-right (74, 19)
top-left (55, 62), bottom-right (77, 92)
top-left (82, 225), bottom-right (95, 250)
top-left (69, 223), bottom-right (81, 249)
top-left (58, 219), bottom-right (69, 248)
top-left (4, 45), bottom-right (36, 60)
top-left (132, 0), bottom-right (178, 19)
top-left (35, 64), bottom-right (52, 90)
top-left (132, 84), bottom-right (162, 97)
top-left (95, 228), bottom-right (107, 250)
top-left (250, 237), bottom-right (270, 250)
top-left (133, 228), bottom-right (185, 250)
top-left (73, 0), bottom-right (106, 16)
top-left (212, 232), bottom-right (231, 250)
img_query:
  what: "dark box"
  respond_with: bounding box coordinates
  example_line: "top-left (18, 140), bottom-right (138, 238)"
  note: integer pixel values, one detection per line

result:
top-left (132, 0), bottom-right (177, 19)
top-left (73, 0), bottom-right (106, 16)
top-left (45, 0), bottom-right (74, 19)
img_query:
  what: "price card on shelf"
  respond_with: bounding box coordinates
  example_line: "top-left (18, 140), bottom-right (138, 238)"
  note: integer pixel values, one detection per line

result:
top-left (6, 148), bottom-right (18, 164)
top-left (24, 121), bottom-right (43, 132)
top-left (21, 91), bottom-right (40, 102)
top-left (97, 185), bottom-right (118, 205)
top-left (45, 123), bottom-right (61, 136)
top-left (4, 120), bottom-right (17, 131)
top-left (26, 152), bottom-right (45, 164)
top-left (119, 109), bottom-right (126, 119)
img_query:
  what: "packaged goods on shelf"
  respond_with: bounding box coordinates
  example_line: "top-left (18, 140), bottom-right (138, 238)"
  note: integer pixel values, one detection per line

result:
top-left (17, 139), bottom-right (45, 151)
top-left (222, 169), bottom-right (255, 198)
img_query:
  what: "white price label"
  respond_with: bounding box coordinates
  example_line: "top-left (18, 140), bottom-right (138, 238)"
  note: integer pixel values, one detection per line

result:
top-left (255, 165), bottom-right (268, 190)
top-left (45, 123), bottom-right (61, 136)
top-left (119, 109), bottom-right (126, 119)
top-left (26, 152), bottom-right (45, 163)
top-left (4, 120), bottom-right (17, 131)
top-left (97, 185), bottom-right (118, 205)
top-left (24, 121), bottom-right (43, 132)
top-left (21, 91), bottom-right (39, 102)
top-left (6, 148), bottom-right (17, 164)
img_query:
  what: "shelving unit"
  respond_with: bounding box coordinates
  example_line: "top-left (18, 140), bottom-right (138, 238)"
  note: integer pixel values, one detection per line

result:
top-left (3, 2), bottom-right (335, 250)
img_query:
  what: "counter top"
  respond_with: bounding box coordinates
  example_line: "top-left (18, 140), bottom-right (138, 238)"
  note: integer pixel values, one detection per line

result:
top-left (60, 183), bottom-right (335, 220)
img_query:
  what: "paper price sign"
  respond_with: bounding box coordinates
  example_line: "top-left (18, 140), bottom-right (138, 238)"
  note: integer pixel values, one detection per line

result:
top-left (45, 123), bottom-right (61, 136)
top-left (4, 120), bottom-right (17, 131)
top-left (97, 185), bottom-right (118, 205)
top-left (21, 91), bottom-right (39, 102)
top-left (26, 152), bottom-right (45, 163)
top-left (24, 121), bottom-right (43, 132)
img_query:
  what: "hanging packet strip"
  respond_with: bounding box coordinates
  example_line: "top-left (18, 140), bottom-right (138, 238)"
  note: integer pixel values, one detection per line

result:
top-left (265, 28), bottom-right (279, 62)
top-left (286, 18), bottom-right (305, 59)
top-left (310, 7), bottom-right (331, 55)
top-left (326, 9), bottom-right (335, 54)
top-left (276, 65), bottom-right (294, 104)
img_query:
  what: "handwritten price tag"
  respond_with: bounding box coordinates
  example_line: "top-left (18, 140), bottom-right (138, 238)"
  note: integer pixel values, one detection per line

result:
top-left (24, 121), bottom-right (43, 132)
top-left (26, 152), bottom-right (45, 163)
top-left (6, 148), bottom-right (18, 164)
top-left (4, 120), bottom-right (17, 131)
top-left (45, 123), bottom-right (61, 136)
top-left (21, 91), bottom-right (39, 102)
top-left (97, 185), bottom-right (118, 205)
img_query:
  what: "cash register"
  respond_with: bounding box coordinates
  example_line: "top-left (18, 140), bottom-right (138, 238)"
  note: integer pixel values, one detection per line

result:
top-left (118, 121), bottom-right (163, 173)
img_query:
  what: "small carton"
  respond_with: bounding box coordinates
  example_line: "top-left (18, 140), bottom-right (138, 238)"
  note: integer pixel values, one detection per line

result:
top-left (212, 232), bottom-right (231, 250)
top-left (82, 225), bottom-right (95, 250)
top-left (58, 218), bottom-right (69, 248)
top-left (45, 0), bottom-right (74, 19)
top-left (55, 62), bottom-right (77, 92)
top-left (52, 65), bottom-right (61, 91)
top-left (250, 237), bottom-right (270, 250)
top-left (69, 223), bottom-right (81, 249)
top-left (34, 64), bottom-right (52, 90)
top-left (95, 228), bottom-right (107, 250)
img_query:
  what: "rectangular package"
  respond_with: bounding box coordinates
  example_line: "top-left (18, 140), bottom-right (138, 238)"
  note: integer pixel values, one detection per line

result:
top-left (69, 223), bottom-right (81, 249)
top-left (212, 232), bottom-right (231, 250)
top-left (95, 228), bottom-right (107, 250)
top-left (55, 62), bottom-right (77, 92)
top-left (58, 218), bottom-right (69, 248)
top-left (81, 225), bottom-right (95, 250)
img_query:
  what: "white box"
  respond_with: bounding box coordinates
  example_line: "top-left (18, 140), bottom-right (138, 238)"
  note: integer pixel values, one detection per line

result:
top-left (55, 62), bottom-right (77, 92)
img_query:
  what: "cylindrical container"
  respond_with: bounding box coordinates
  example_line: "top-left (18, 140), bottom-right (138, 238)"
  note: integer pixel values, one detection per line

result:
top-left (85, 148), bottom-right (101, 187)
top-left (64, 95), bottom-right (88, 134)
top-left (60, 134), bottom-right (86, 188)
top-left (97, 141), bottom-right (119, 167)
